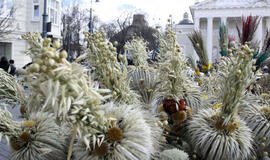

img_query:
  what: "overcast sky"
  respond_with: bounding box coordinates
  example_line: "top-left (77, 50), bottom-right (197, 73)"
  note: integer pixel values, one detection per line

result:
top-left (64, 0), bottom-right (197, 27)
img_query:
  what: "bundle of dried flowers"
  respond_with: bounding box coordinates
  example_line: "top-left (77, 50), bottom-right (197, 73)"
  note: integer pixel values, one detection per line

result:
top-left (188, 44), bottom-right (255, 160)
top-left (240, 103), bottom-right (270, 159)
top-left (85, 30), bottom-right (136, 104)
top-left (0, 69), bottom-right (26, 105)
top-left (10, 112), bottom-right (68, 160)
top-left (188, 30), bottom-right (210, 73)
top-left (22, 32), bottom-right (111, 159)
top-left (0, 106), bottom-right (21, 143)
top-left (219, 23), bottom-right (228, 57)
top-left (158, 25), bottom-right (202, 114)
top-left (236, 15), bottom-right (261, 45)
top-left (125, 37), bottom-right (149, 66)
top-left (73, 103), bottom-right (162, 160)
top-left (125, 37), bottom-right (160, 106)
top-left (128, 67), bottom-right (160, 106)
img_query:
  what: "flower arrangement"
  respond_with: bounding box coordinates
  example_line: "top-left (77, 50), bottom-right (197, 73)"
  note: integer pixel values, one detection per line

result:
top-left (0, 69), bottom-right (26, 105)
top-left (72, 103), bottom-right (162, 160)
top-left (236, 15), bottom-right (261, 45)
top-left (84, 30), bottom-right (136, 104)
top-left (158, 23), bottom-right (202, 113)
top-left (188, 30), bottom-right (210, 73)
top-left (125, 37), bottom-right (149, 66)
top-left (219, 22), bottom-right (228, 57)
top-left (187, 44), bottom-right (255, 160)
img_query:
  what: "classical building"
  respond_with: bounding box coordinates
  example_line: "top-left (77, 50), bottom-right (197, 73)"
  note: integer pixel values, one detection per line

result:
top-left (0, 0), bottom-right (61, 68)
top-left (174, 12), bottom-right (194, 58)
top-left (175, 0), bottom-right (270, 63)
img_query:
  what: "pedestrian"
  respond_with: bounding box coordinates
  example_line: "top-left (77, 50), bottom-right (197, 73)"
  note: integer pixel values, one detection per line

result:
top-left (0, 56), bottom-right (9, 72)
top-left (8, 59), bottom-right (16, 76)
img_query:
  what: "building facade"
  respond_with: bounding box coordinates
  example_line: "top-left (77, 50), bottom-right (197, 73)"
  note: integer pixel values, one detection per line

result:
top-left (175, 0), bottom-right (270, 63)
top-left (174, 12), bottom-right (195, 58)
top-left (0, 0), bottom-right (61, 68)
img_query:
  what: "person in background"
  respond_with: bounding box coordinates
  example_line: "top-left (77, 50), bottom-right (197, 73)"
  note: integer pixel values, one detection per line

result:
top-left (8, 59), bottom-right (16, 76)
top-left (0, 56), bottom-right (9, 72)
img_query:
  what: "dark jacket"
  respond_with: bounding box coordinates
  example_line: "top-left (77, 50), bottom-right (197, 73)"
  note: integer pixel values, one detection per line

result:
top-left (0, 61), bottom-right (9, 72)
top-left (8, 64), bottom-right (16, 76)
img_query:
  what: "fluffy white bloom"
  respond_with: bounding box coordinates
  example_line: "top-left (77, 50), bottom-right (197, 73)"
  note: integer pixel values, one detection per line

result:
top-left (160, 148), bottom-right (189, 160)
top-left (73, 103), bottom-right (162, 160)
top-left (188, 108), bottom-right (253, 160)
top-left (128, 67), bottom-right (160, 106)
top-left (10, 112), bottom-right (68, 160)
top-left (240, 104), bottom-right (270, 158)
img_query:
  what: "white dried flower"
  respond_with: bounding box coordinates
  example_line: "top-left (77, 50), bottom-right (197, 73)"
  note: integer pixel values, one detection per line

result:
top-left (10, 112), bottom-right (68, 160)
top-left (240, 104), bottom-right (270, 158)
top-left (160, 148), bottom-right (189, 160)
top-left (73, 103), bottom-right (162, 160)
top-left (125, 37), bottom-right (149, 66)
top-left (0, 69), bottom-right (26, 105)
top-left (85, 31), bottom-right (136, 104)
top-left (128, 67), bottom-right (160, 105)
top-left (0, 106), bottom-right (21, 142)
top-left (157, 33), bottom-right (202, 112)
top-left (188, 108), bottom-right (253, 160)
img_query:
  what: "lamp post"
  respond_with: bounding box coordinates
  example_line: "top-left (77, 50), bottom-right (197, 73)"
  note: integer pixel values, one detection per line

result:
top-left (42, 0), bottom-right (48, 38)
top-left (88, 0), bottom-right (99, 34)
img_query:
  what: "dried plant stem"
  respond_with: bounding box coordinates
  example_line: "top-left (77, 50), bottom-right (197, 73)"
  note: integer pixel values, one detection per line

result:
top-left (67, 125), bottom-right (78, 160)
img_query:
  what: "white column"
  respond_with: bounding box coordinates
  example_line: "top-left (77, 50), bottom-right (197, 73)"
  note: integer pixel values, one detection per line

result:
top-left (194, 17), bottom-right (200, 30)
top-left (207, 17), bottom-right (213, 64)
top-left (256, 17), bottom-right (263, 49)
top-left (221, 17), bottom-right (227, 25)
top-left (193, 17), bottom-right (200, 61)
top-left (266, 17), bottom-right (270, 30)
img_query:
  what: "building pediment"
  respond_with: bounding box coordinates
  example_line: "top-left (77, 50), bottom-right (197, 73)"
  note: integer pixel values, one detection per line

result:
top-left (190, 0), bottom-right (270, 10)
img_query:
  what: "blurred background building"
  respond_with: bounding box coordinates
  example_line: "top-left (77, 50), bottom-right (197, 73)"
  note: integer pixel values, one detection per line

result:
top-left (175, 0), bottom-right (270, 63)
top-left (0, 0), bottom-right (61, 67)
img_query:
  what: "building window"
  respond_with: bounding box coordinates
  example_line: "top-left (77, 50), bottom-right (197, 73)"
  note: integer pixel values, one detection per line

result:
top-left (32, 0), bottom-right (40, 20)
top-left (0, 42), bottom-right (12, 60)
top-left (0, 0), bottom-right (4, 9)
top-left (0, 0), bottom-right (13, 17)
top-left (48, 0), bottom-right (59, 25)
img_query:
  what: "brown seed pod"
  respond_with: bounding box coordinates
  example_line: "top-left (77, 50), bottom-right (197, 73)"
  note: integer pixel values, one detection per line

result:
top-left (172, 111), bottom-right (187, 124)
top-left (20, 105), bottom-right (27, 115)
top-left (19, 131), bottom-right (31, 142)
top-left (215, 118), bottom-right (225, 130)
top-left (107, 127), bottom-right (123, 142)
top-left (157, 104), bottom-right (164, 113)
top-left (226, 120), bottom-right (240, 133)
top-left (10, 137), bottom-right (23, 151)
top-left (93, 142), bottom-right (108, 157)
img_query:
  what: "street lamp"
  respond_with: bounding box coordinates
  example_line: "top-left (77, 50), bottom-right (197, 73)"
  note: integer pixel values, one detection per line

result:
top-left (88, 0), bottom-right (99, 34)
top-left (42, 0), bottom-right (48, 38)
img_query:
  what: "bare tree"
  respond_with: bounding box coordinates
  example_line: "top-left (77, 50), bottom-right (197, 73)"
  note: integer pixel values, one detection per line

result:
top-left (0, 3), bottom-right (16, 38)
top-left (99, 22), bottom-right (118, 40)
top-left (61, 4), bottom-right (88, 61)
top-left (109, 13), bottom-right (159, 55)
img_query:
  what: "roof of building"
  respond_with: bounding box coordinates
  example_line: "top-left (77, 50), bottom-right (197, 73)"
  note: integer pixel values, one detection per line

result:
top-left (189, 0), bottom-right (270, 19)
top-left (190, 0), bottom-right (270, 10)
